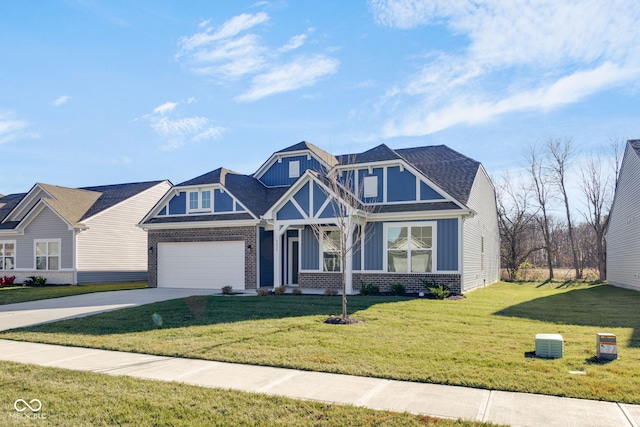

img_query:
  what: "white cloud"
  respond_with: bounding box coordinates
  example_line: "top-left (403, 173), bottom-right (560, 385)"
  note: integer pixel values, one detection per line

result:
top-left (235, 55), bottom-right (339, 102)
top-left (177, 13), bottom-right (338, 101)
top-left (51, 95), bottom-right (70, 106)
top-left (0, 112), bottom-right (37, 144)
top-left (153, 101), bottom-right (178, 115)
top-left (369, 0), bottom-right (640, 137)
top-left (138, 101), bottom-right (225, 150)
top-left (280, 34), bottom-right (307, 52)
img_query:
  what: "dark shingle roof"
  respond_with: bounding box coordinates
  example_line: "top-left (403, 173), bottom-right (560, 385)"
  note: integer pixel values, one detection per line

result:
top-left (630, 140), bottom-right (640, 156)
top-left (337, 144), bottom-right (479, 205)
top-left (80, 181), bottom-right (166, 221)
top-left (337, 144), bottom-right (401, 164)
top-left (275, 141), bottom-right (337, 167)
top-left (146, 213), bottom-right (255, 224)
top-left (0, 193), bottom-right (26, 222)
top-left (395, 145), bottom-right (479, 205)
top-left (173, 168), bottom-right (289, 218)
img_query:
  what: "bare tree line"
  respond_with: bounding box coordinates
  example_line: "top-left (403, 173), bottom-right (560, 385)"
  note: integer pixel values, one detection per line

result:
top-left (497, 137), bottom-right (624, 281)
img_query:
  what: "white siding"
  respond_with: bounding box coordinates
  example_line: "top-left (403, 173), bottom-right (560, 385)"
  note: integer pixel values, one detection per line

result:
top-left (607, 143), bottom-right (640, 291)
top-left (462, 166), bottom-right (501, 292)
top-left (76, 182), bottom-right (171, 275)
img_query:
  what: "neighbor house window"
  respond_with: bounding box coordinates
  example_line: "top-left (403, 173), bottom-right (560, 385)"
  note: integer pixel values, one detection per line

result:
top-left (363, 176), bottom-right (378, 198)
top-left (35, 240), bottom-right (60, 270)
top-left (386, 224), bottom-right (434, 273)
top-left (289, 161), bottom-right (300, 178)
top-left (322, 230), bottom-right (341, 272)
top-left (0, 241), bottom-right (15, 270)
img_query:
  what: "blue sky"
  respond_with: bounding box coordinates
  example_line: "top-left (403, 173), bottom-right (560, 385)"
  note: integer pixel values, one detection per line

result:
top-left (1, 0), bottom-right (639, 202)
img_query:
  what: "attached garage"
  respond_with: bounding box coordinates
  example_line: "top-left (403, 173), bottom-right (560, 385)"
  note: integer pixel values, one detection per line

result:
top-left (157, 241), bottom-right (245, 289)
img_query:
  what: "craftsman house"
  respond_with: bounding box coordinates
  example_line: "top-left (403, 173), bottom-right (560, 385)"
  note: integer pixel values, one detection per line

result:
top-left (607, 139), bottom-right (640, 291)
top-left (140, 142), bottom-right (500, 294)
top-left (0, 180), bottom-right (171, 284)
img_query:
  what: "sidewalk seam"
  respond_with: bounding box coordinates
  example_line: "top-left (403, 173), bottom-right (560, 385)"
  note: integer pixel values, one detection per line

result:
top-left (619, 403), bottom-right (640, 427)
top-left (42, 351), bottom-right (102, 366)
top-left (257, 371), bottom-right (302, 393)
top-left (355, 379), bottom-right (390, 406)
top-left (476, 390), bottom-right (494, 422)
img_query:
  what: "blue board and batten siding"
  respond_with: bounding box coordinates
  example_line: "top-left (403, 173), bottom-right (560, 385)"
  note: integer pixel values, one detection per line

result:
top-left (340, 165), bottom-right (445, 204)
top-left (298, 219), bottom-right (459, 272)
top-left (260, 155), bottom-right (324, 187)
top-left (160, 189), bottom-right (242, 216)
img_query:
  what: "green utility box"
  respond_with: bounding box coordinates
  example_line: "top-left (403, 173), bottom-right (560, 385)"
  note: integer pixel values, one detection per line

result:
top-left (535, 334), bottom-right (564, 359)
top-left (597, 333), bottom-right (617, 360)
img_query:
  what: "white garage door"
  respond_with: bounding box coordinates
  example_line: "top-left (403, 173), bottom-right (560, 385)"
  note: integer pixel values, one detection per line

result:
top-left (157, 241), bottom-right (245, 289)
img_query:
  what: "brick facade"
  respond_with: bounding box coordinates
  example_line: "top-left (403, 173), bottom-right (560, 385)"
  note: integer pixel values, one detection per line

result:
top-left (299, 272), bottom-right (342, 289)
top-left (354, 273), bottom-right (462, 295)
top-left (148, 226), bottom-right (257, 289)
top-left (299, 271), bottom-right (462, 294)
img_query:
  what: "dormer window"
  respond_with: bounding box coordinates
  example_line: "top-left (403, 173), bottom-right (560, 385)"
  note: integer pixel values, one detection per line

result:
top-left (188, 190), bottom-right (212, 212)
top-left (289, 161), bottom-right (300, 178)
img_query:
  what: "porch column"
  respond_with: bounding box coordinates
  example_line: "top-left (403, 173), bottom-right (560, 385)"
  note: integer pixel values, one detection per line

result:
top-left (273, 222), bottom-right (288, 289)
top-left (344, 224), bottom-right (353, 294)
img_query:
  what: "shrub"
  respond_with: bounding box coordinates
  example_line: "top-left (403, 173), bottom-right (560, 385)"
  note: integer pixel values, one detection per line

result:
top-left (256, 288), bottom-right (270, 296)
top-left (323, 288), bottom-right (338, 296)
top-left (390, 283), bottom-right (406, 296)
top-left (359, 281), bottom-right (380, 296)
top-left (421, 279), bottom-right (450, 300)
top-left (274, 285), bottom-right (287, 295)
top-left (23, 276), bottom-right (47, 286)
top-left (292, 288), bottom-right (303, 296)
top-left (0, 275), bottom-right (16, 286)
top-left (221, 286), bottom-right (234, 295)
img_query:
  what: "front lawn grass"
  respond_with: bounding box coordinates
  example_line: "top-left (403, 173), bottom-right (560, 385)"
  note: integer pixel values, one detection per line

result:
top-left (2, 282), bottom-right (640, 403)
top-left (0, 282), bottom-right (147, 305)
top-left (0, 361), bottom-right (496, 427)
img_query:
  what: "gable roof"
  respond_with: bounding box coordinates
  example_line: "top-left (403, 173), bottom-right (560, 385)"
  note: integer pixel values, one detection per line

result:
top-left (337, 143), bottom-right (480, 205)
top-left (79, 181), bottom-right (167, 220)
top-left (395, 145), bottom-right (480, 205)
top-left (630, 139), bottom-right (640, 156)
top-left (1, 180), bottom-right (166, 231)
top-left (275, 141), bottom-right (338, 167)
top-left (173, 168), bottom-right (288, 218)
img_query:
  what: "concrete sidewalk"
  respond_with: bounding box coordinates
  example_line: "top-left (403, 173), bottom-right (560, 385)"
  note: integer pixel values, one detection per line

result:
top-left (1, 339), bottom-right (638, 427)
top-left (0, 288), bottom-right (219, 331)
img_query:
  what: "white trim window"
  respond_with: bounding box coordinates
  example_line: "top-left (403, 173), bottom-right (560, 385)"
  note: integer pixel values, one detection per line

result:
top-left (35, 239), bottom-right (60, 271)
top-left (386, 222), bottom-right (435, 273)
top-left (322, 229), bottom-right (341, 272)
top-left (188, 190), bottom-right (212, 212)
top-left (0, 241), bottom-right (15, 270)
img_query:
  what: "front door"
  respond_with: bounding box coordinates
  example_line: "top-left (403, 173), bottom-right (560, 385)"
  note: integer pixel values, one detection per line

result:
top-left (288, 238), bottom-right (299, 285)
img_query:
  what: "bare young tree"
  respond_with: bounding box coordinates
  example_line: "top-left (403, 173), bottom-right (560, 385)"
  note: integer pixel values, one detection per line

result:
top-left (496, 173), bottom-right (542, 279)
top-left (546, 138), bottom-right (582, 279)
top-left (579, 149), bottom-right (615, 281)
top-left (526, 144), bottom-right (555, 280)
top-left (310, 164), bottom-right (373, 320)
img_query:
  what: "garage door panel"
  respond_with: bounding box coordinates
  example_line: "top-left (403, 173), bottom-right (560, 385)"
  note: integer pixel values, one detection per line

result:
top-left (158, 241), bottom-right (245, 289)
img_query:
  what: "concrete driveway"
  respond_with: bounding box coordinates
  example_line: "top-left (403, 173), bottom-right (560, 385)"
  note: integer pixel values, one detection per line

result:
top-left (0, 288), bottom-right (218, 331)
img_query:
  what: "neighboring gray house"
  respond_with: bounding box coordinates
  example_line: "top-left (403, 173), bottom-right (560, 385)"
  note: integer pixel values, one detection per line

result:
top-left (140, 142), bottom-right (500, 294)
top-left (607, 139), bottom-right (640, 291)
top-left (0, 180), bottom-right (171, 284)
